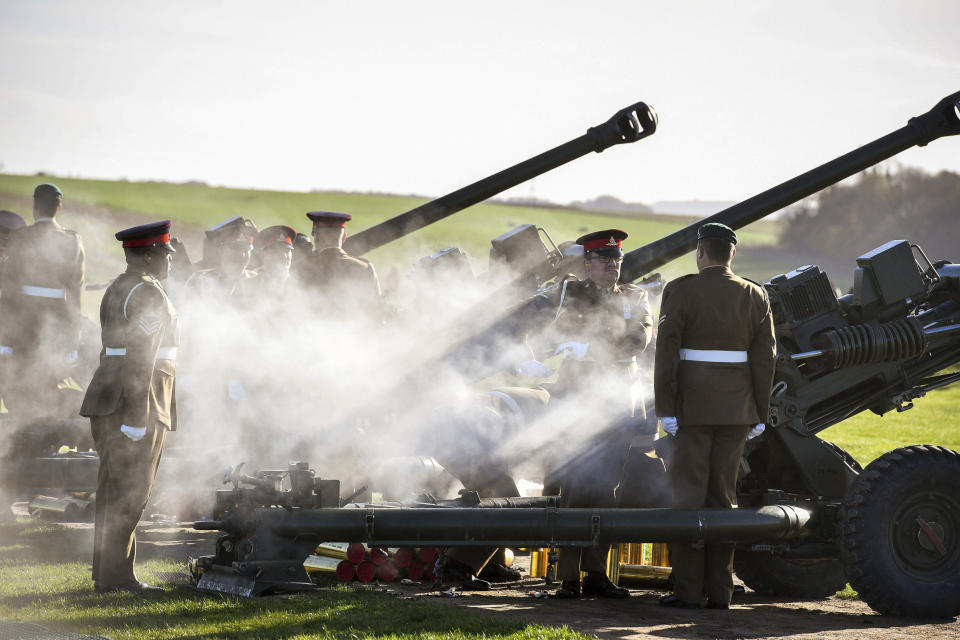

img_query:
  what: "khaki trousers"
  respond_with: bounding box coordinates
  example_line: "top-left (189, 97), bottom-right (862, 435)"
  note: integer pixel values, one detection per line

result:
top-left (668, 424), bottom-right (750, 606)
top-left (91, 416), bottom-right (166, 586)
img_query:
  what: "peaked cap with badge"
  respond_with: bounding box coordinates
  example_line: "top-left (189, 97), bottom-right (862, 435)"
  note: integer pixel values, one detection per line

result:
top-left (256, 225), bottom-right (297, 252)
top-left (576, 229), bottom-right (628, 257)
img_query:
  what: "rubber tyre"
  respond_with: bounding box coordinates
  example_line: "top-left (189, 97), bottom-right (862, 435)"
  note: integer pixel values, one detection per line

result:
top-left (734, 551), bottom-right (848, 599)
top-left (838, 445), bottom-right (960, 618)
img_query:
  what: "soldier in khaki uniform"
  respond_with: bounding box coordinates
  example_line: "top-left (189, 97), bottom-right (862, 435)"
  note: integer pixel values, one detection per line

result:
top-left (249, 225), bottom-right (296, 301)
top-left (0, 210), bottom-right (27, 520)
top-left (80, 221), bottom-right (179, 593)
top-left (184, 216), bottom-right (259, 305)
top-left (0, 184), bottom-right (85, 425)
top-left (536, 229), bottom-right (655, 599)
top-left (301, 211), bottom-right (381, 319)
top-left (654, 222), bottom-right (776, 609)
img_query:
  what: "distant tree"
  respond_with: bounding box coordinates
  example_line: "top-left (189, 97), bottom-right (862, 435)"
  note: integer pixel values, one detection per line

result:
top-left (780, 167), bottom-right (960, 262)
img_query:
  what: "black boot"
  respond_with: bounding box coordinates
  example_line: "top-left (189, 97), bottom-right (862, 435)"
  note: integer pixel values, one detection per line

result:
top-left (478, 562), bottom-right (522, 582)
top-left (582, 572), bottom-right (629, 598)
top-left (440, 559), bottom-right (490, 591)
top-left (553, 579), bottom-right (581, 598)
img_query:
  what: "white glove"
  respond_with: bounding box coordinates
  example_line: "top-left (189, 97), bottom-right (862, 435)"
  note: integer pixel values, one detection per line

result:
top-left (515, 359), bottom-right (553, 378)
top-left (64, 350), bottom-right (79, 364)
top-left (120, 424), bottom-right (147, 441)
top-left (227, 379), bottom-right (246, 402)
top-left (748, 423), bottom-right (766, 439)
top-left (0, 345), bottom-right (12, 356)
top-left (555, 341), bottom-right (589, 361)
top-left (660, 417), bottom-right (678, 436)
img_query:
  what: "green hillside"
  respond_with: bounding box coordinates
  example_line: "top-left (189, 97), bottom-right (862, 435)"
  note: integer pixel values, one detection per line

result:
top-left (0, 173), bottom-right (787, 287)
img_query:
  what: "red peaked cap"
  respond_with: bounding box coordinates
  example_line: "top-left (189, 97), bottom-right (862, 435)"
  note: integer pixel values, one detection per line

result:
top-left (576, 229), bottom-right (628, 257)
top-left (256, 225), bottom-right (297, 250)
top-left (115, 220), bottom-right (176, 251)
top-left (307, 211), bottom-right (352, 228)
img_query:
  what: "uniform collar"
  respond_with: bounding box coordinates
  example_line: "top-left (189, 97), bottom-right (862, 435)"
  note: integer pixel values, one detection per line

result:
top-left (34, 217), bottom-right (60, 227)
top-left (700, 264), bottom-right (732, 276)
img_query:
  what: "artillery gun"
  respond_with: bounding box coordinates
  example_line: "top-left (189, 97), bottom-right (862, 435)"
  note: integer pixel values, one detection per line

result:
top-left (193, 91), bottom-right (960, 618)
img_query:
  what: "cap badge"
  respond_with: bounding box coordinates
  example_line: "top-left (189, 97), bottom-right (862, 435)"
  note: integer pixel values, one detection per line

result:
top-left (606, 237), bottom-right (618, 247)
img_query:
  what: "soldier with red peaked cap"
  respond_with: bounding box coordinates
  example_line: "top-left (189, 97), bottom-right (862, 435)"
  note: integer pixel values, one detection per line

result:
top-left (532, 228), bottom-right (659, 599)
top-left (302, 211), bottom-right (381, 319)
top-left (253, 225), bottom-right (296, 288)
top-left (0, 183), bottom-right (85, 427)
top-left (80, 220), bottom-right (180, 594)
top-left (655, 222), bottom-right (776, 609)
top-left (186, 216), bottom-right (259, 304)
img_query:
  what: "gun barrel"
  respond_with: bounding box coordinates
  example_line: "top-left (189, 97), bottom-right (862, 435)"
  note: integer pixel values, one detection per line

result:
top-left (263, 505), bottom-right (811, 546)
top-left (620, 90), bottom-right (960, 282)
top-left (343, 102), bottom-right (657, 256)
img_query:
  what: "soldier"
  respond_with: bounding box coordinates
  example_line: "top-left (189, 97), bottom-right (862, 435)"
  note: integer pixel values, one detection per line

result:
top-left (184, 216), bottom-right (258, 304)
top-left (302, 211), bottom-right (381, 319)
top-left (654, 222), bottom-right (776, 609)
top-left (79, 220), bottom-right (179, 593)
top-left (443, 229), bottom-right (658, 596)
top-left (0, 210), bottom-right (26, 520)
top-left (0, 184), bottom-right (85, 425)
top-left (250, 225), bottom-right (296, 298)
top-left (533, 229), bottom-right (656, 599)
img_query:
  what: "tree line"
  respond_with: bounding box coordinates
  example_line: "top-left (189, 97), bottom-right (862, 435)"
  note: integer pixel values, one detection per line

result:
top-left (780, 166), bottom-right (960, 263)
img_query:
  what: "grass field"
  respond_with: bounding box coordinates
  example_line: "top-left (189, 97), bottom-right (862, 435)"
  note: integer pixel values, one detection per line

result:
top-left (0, 172), bottom-right (785, 285)
top-left (0, 523), bottom-right (585, 640)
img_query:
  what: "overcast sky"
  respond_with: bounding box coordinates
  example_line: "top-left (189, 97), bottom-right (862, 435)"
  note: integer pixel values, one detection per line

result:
top-left (1, 1), bottom-right (958, 205)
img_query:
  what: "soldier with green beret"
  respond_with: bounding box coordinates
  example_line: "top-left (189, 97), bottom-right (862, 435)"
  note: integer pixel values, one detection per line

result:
top-left (654, 222), bottom-right (776, 609)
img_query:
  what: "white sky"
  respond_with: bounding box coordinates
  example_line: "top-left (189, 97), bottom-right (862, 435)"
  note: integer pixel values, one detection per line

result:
top-left (1, 0), bottom-right (958, 204)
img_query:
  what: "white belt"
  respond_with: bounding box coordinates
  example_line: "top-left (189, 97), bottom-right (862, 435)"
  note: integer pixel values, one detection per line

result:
top-left (105, 346), bottom-right (177, 361)
top-left (22, 285), bottom-right (66, 299)
top-left (156, 347), bottom-right (177, 361)
top-left (679, 348), bottom-right (748, 363)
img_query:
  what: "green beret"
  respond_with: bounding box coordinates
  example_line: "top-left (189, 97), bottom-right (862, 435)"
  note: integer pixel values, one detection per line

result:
top-left (698, 222), bottom-right (737, 245)
top-left (33, 183), bottom-right (63, 199)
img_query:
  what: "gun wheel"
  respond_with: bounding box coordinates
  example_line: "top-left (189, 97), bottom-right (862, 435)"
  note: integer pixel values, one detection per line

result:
top-left (838, 444), bottom-right (960, 618)
top-left (733, 551), bottom-right (847, 599)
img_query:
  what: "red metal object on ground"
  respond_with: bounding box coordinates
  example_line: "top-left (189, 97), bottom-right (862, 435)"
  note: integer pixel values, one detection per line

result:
top-left (393, 547), bottom-right (413, 569)
top-left (417, 547), bottom-right (437, 564)
top-left (346, 543), bottom-right (366, 564)
top-left (336, 560), bottom-right (356, 582)
top-left (369, 547), bottom-right (389, 565)
top-left (356, 560), bottom-right (377, 582)
top-left (378, 561), bottom-right (399, 582)
top-left (406, 560), bottom-right (425, 581)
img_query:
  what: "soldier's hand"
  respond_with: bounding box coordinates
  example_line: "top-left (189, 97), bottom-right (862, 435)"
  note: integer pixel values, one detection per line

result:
top-left (747, 423), bottom-right (765, 439)
top-left (120, 425), bottom-right (147, 441)
top-left (555, 341), bottom-right (589, 361)
top-left (660, 416), bottom-right (678, 436)
top-left (515, 359), bottom-right (553, 378)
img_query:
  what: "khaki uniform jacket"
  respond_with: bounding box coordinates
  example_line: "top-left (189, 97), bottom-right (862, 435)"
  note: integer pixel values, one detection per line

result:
top-left (0, 219), bottom-right (85, 353)
top-left (529, 278), bottom-right (653, 411)
top-left (654, 265), bottom-right (776, 426)
top-left (79, 270), bottom-right (179, 431)
top-left (534, 278), bottom-right (653, 364)
top-left (304, 247), bottom-right (381, 317)
top-left (184, 267), bottom-right (257, 305)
